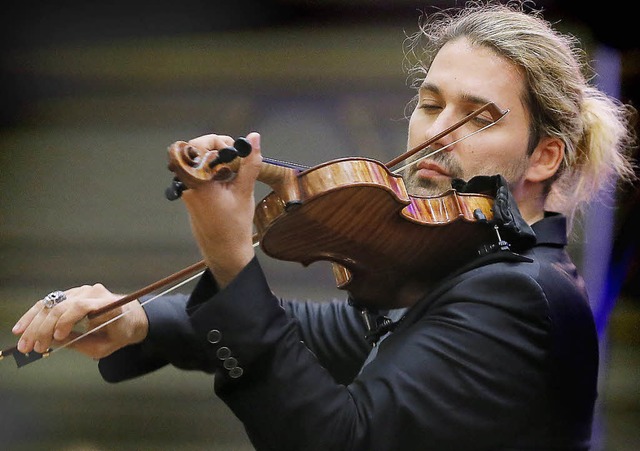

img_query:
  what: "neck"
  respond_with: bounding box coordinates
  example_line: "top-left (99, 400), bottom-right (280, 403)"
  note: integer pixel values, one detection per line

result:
top-left (512, 183), bottom-right (546, 225)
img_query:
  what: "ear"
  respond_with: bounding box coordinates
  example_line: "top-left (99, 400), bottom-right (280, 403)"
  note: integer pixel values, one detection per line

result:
top-left (525, 137), bottom-right (565, 183)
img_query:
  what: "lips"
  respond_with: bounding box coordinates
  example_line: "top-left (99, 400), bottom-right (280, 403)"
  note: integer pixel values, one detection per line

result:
top-left (415, 160), bottom-right (450, 178)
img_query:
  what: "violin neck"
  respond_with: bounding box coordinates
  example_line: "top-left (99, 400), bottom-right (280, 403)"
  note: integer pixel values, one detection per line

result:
top-left (257, 158), bottom-right (304, 206)
top-left (262, 157), bottom-right (308, 172)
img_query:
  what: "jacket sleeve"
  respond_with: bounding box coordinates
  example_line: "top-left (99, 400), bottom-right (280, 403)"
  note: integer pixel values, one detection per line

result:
top-left (185, 257), bottom-right (552, 451)
top-left (282, 300), bottom-right (371, 385)
top-left (99, 289), bottom-right (211, 382)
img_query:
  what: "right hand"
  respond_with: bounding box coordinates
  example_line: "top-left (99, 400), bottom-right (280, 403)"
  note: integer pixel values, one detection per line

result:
top-left (12, 284), bottom-right (149, 359)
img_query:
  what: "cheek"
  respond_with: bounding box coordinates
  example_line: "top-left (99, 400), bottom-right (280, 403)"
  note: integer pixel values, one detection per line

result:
top-left (407, 116), bottom-right (421, 146)
top-left (407, 108), bottom-right (431, 136)
top-left (458, 151), bottom-right (483, 178)
top-left (457, 144), bottom-right (514, 178)
top-left (408, 111), bottom-right (419, 132)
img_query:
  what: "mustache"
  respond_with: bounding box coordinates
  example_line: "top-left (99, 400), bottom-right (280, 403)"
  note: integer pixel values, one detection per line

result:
top-left (404, 148), bottom-right (463, 178)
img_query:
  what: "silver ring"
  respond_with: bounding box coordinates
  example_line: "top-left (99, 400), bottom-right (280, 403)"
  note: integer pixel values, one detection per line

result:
top-left (42, 291), bottom-right (67, 308)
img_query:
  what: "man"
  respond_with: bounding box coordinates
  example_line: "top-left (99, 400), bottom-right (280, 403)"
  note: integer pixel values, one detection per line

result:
top-left (12, 2), bottom-right (635, 449)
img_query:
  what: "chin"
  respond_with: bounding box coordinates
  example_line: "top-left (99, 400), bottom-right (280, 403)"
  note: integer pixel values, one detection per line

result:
top-left (405, 179), bottom-right (453, 197)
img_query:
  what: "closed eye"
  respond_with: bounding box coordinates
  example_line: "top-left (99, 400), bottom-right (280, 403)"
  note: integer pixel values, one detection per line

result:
top-left (468, 112), bottom-right (495, 127)
top-left (418, 103), bottom-right (442, 113)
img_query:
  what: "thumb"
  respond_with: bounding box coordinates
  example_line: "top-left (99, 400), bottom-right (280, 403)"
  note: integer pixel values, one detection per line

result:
top-left (246, 131), bottom-right (261, 154)
top-left (235, 132), bottom-right (262, 189)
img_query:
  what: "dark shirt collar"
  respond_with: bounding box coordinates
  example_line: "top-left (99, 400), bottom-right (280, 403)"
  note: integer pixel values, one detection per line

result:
top-left (531, 212), bottom-right (568, 247)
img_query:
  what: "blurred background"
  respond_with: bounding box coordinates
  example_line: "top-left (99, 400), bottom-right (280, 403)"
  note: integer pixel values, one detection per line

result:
top-left (1, 1), bottom-right (638, 449)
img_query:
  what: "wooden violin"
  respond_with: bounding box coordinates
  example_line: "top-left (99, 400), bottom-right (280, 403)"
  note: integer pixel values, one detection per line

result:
top-left (168, 139), bottom-right (497, 308)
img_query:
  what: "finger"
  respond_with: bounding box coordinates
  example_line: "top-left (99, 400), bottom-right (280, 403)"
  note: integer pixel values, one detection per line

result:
top-left (52, 287), bottom-right (120, 341)
top-left (16, 305), bottom-right (51, 353)
top-left (14, 284), bottom-right (95, 338)
top-left (18, 286), bottom-right (96, 353)
top-left (12, 299), bottom-right (47, 335)
top-left (245, 132), bottom-right (261, 160)
top-left (65, 284), bottom-right (94, 297)
top-left (188, 134), bottom-right (234, 151)
top-left (36, 303), bottom-right (83, 351)
top-left (32, 304), bottom-right (71, 353)
top-left (235, 132), bottom-right (262, 194)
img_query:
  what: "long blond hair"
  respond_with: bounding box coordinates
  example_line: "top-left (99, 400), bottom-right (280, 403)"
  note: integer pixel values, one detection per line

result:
top-left (405, 1), bottom-right (636, 220)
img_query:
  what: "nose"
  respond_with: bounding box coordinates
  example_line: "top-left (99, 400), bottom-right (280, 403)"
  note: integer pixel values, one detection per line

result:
top-left (422, 108), bottom-right (462, 151)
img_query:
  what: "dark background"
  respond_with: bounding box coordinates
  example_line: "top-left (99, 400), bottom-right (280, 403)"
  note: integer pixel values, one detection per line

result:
top-left (1, 1), bottom-right (638, 450)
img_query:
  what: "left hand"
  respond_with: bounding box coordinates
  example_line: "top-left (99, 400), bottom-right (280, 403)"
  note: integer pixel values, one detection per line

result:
top-left (180, 132), bottom-right (262, 288)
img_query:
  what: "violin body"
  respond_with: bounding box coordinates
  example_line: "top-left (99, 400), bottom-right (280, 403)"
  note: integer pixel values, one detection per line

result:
top-left (254, 158), bottom-right (495, 308)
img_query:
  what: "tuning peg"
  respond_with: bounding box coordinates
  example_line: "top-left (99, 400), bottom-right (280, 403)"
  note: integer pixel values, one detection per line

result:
top-left (208, 138), bottom-right (252, 169)
top-left (208, 145), bottom-right (240, 168)
top-left (233, 137), bottom-right (252, 158)
top-left (165, 177), bottom-right (187, 201)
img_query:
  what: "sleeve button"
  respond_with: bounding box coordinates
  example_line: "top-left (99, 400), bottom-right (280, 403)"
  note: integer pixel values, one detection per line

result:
top-left (229, 367), bottom-right (244, 378)
top-left (216, 346), bottom-right (232, 360)
top-left (223, 357), bottom-right (238, 370)
top-left (206, 329), bottom-right (222, 344)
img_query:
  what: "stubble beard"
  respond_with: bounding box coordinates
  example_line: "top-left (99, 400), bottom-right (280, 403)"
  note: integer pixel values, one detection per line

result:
top-left (402, 150), bottom-right (464, 197)
top-left (402, 150), bottom-right (530, 198)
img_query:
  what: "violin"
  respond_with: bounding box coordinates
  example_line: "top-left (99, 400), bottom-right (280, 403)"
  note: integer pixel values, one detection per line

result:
top-left (1, 102), bottom-right (509, 366)
top-left (167, 140), bottom-right (496, 309)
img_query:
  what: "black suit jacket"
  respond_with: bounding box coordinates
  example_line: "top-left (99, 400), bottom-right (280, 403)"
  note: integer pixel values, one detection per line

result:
top-left (99, 213), bottom-right (598, 450)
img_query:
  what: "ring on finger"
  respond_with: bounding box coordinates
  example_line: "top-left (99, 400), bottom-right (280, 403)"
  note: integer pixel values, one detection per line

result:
top-left (42, 290), bottom-right (67, 309)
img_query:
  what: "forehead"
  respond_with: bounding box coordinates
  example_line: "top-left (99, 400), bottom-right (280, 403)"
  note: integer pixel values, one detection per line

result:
top-left (422, 38), bottom-right (526, 112)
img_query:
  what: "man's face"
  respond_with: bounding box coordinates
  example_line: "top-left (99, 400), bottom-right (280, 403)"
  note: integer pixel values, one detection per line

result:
top-left (405, 38), bottom-right (533, 198)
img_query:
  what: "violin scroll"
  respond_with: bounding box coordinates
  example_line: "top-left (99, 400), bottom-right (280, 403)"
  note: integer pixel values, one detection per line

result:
top-left (165, 138), bottom-right (252, 200)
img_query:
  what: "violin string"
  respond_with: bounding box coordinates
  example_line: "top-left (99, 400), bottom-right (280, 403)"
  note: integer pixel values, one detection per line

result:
top-left (262, 157), bottom-right (310, 171)
top-left (391, 110), bottom-right (509, 175)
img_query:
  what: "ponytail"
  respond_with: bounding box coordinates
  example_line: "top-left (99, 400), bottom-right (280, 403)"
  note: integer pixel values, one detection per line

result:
top-left (547, 88), bottom-right (636, 217)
